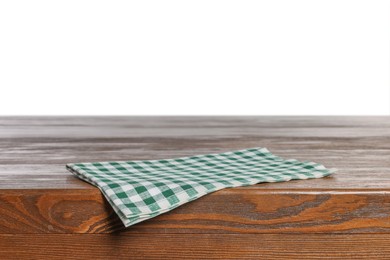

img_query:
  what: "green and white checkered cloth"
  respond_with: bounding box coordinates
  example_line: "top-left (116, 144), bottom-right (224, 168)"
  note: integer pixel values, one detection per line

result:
top-left (66, 147), bottom-right (335, 227)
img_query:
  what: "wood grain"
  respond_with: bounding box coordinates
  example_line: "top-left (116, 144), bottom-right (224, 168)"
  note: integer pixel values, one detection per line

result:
top-left (0, 117), bottom-right (389, 190)
top-left (0, 188), bottom-right (389, 234)
top-left (1, 116), bottom-right (390, 258)
top-left (1, 234), bottom-right (390, 259)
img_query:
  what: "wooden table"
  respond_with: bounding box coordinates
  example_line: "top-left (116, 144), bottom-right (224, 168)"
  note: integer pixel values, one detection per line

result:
top-left (0, 116), bottom-right (389, 259)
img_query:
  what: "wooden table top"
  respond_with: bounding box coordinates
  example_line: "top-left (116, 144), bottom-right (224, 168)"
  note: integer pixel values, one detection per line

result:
top-left (0, 116), bottom-right (389, 234)
top-left (1, 116), bottom-right (389, 190)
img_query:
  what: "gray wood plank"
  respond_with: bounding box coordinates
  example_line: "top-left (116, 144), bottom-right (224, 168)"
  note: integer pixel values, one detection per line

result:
top-left (0, 116), bottom-right (389, 190)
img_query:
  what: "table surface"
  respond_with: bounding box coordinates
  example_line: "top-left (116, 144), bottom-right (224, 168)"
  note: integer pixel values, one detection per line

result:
top-left (0, 116), bottom-right (389, 234)
top-left (1, 116), bottom-right (390, 259)
top-left (1, 116), bottom-right (389, 190)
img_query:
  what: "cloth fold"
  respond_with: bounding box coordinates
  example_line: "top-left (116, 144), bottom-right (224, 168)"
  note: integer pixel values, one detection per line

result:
top-left (66, 147), bottom-right (335, 227)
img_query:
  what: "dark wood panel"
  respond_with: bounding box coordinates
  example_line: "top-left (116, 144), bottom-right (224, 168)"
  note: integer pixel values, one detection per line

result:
top-left (1, 233), bottom-right (389, 259)
top-left (0, 188), bottom-right (388, 234)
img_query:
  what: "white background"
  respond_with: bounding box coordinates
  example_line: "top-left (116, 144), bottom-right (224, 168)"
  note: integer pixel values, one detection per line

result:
top-left (0, 0), bottom-right (389, 115)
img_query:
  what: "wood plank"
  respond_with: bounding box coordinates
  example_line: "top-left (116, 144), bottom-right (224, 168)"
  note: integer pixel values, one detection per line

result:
top-left (1, 233), bottom-right (389, 259)
top-left (1, 148), bottom-right (389, 189)
top-left (0, 117), bottom-right (389, 189)
top-left (2, 141), bottom-right (390, 164)
top-left (1, 116), bottom-right (390, 140)
top-left (0, 188), bottom-right (388, 234)
top-left (1, 116), bottom-right (390, 127)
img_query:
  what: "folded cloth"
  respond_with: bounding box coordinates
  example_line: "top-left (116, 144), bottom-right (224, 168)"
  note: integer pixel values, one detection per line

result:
top-left (66, 147), bottom-right (335, 227)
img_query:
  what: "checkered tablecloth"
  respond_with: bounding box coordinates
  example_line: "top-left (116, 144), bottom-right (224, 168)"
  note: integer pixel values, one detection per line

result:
top-left (66, 147), bottom-right (335, 227)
